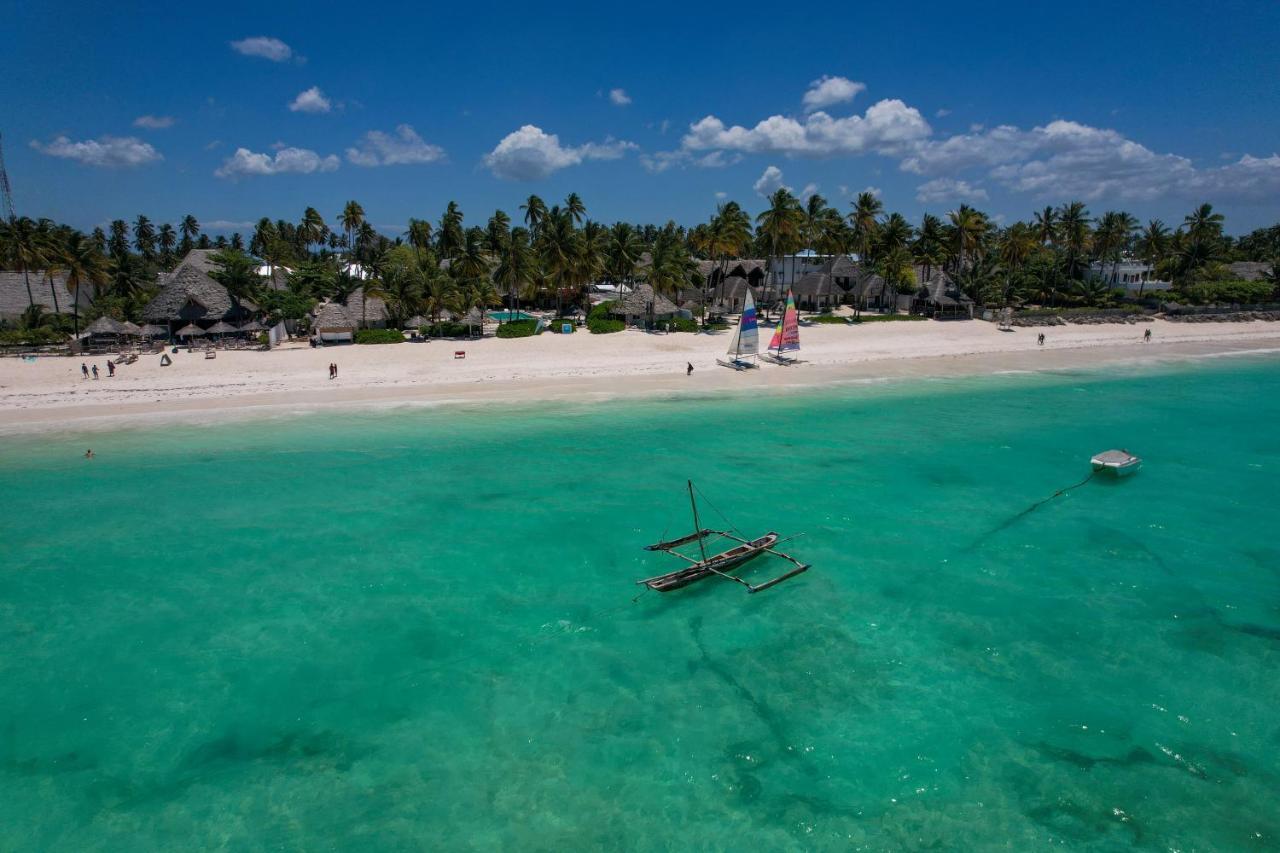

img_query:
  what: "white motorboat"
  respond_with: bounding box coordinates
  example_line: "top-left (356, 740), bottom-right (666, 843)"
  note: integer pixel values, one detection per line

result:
top-left (1091, 449), bottom-right (1142, 476)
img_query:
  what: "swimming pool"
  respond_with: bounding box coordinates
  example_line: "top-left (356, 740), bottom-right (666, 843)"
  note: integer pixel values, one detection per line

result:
top-left (487, 311), bottom-right (536, 322)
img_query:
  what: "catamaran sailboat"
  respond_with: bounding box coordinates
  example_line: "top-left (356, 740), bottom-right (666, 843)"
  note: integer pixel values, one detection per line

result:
top-left (761, 288), bottom-right (801, 365)
top-left (716, 289), bottom-right (760, 370)
top-left (637, 480), bottom-right (811, 594)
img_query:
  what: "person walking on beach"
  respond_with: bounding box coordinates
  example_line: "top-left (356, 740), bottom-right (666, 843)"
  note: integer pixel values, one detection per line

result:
top-left (1037, 333), bottom-right (1045, 346)
top-left (687, 362), bottom-right (693, 376)
top-left (107, 361), bottom-right (115, 377)
top-left (1144, 328), bottom-right (1152, 343)
top-left (328, 363), bottom-right (335, 380)
top-left (81, 362), bottom-right (89, 379)
top-left (333, 363), bottom-right (338, 379)
top-left (91, 364), bottom-right (99, 379)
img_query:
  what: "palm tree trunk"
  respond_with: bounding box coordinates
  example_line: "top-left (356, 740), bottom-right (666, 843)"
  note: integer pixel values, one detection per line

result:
top-left (21, 266), bottom-right (34, 309)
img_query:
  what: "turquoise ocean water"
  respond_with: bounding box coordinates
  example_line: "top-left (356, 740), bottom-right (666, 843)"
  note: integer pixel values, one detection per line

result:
top-left (2, 356), bottom-right (1279, 850)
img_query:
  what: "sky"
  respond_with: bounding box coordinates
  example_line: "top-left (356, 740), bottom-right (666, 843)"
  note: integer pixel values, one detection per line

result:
top-left (5, 0), bottom-right (1280, 237)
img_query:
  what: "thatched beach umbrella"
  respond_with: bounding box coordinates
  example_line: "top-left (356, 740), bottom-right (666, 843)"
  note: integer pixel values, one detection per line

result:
top-left (205, 320), bottom-right (237, 337)
top-left (136, 324), bottom-right (168, 338)
top-left (119, 320), bottom-right (142, 336)
top-left (238, 319), bottom-right (266, 333)
top-left (84, 316), bottom-right (130, 337)
top-left (175, 323), bottom-right (206, 338)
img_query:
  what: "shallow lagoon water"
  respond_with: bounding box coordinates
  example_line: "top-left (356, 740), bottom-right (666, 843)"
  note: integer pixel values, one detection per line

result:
top-left (2, 357), bottom-right (1279, 850)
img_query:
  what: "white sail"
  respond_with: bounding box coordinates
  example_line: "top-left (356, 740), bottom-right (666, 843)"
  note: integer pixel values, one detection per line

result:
top-left (728, 289), bottom-right (760, 358)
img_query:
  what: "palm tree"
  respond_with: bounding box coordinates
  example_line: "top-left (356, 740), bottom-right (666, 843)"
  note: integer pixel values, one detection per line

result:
top-left (300, 208), bottom-right (326, 252)
top-left (485, 210), bottom-right (511, 255)
top-left (58, 232), bottom-right (107, 336)
top-left (339, 200), bottom-right (365, 259)
top-left (1033, 206), bottom-right (1058, 247)
top-left (998, 222), bottom-right (1038, 307)
top-left (1135, 220), bottom-right (1169, 296)
top-left (406, 218), bottom-right (433, 263)
top-left (848, 191), bottom-right (883, 262)
top-left (133, 215), bottom-right (156, 261)
top-left (646, 230), bottom-right (697, 328)
top-left (1183, 203), bottom-right (1225, 242)
top-left (948, 205), bottom-right (988, 273)
top-left (537, 208), bottom-right (581, 317)
top-left (1056, 201), bottom-right (1092, 280)
top-left (494, 227), bottom-right (536, 315)
top-left (521, 195), bottom-right (547, 238)
top-left (158, 223), bottom-right (177, 268)
top-left (564, 193), bottom-right (586, 225)
top-left (438, 202), bottom-right (465, 262)
top-left (1, 216), bottom-right (40, 309)
top-left (179, 214), bottom-right (200, 255)
top-left (605, 222), bottom-right (644, 287)
top-left (756, 188), bottom-right (803, 314)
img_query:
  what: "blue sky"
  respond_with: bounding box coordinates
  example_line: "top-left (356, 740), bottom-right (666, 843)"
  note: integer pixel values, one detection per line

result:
top-left (6, 0), bottom-right (1280, 236)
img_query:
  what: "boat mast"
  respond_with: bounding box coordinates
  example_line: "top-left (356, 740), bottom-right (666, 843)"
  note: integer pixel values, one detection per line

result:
top-left (688, 480), bottom-right (709, 564)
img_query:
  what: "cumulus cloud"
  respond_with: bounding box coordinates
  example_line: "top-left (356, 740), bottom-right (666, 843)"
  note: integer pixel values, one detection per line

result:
top-left (753, 165), bottom-right (788, 196)
top-left (915, 178), bottom-right (989, 204)
top-left (346, 125), bottom-right (445, 166)
top-left (133, 115), bottom-right (175, 130)
top-left (201, 220), bottom-right (256, 230)
top-left (905, 119), bottom-right (1280, 202)
top-left (215, 146), bottom-right (340, 178)
top-left (802, 75), bottom-right (866, 112)
top-left (30, 135), bottom-right (161, 168)
top-left (230, 36), bottom-right (293, 62)
top-left (288, 87), bottom-right (331, 114)
top-left (609, 88), bottom-right (631, 106)
top-left (484, 125), bottom-right (636, 180)
top-left (683, 99), bottom-right (930, 158)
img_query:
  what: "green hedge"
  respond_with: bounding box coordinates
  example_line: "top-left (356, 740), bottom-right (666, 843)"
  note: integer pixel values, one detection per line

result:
top-left (809, 315), bottom-right (848, 324)
top-left (1175, 280), bottom-right (1275, 305)
top-left (0, 328), bottom-right (65, 345)
top-left (496, 319), bottom-right (539, 338)
top-left (548, 319), bottom-right (577, 333)
top-left (588, 301), bottom-right (615, 320)
top-left (851, 314), bottom-right (927, 323)
top-left (355, 328), bottom-right (405, 344)
top-left (587, 317), bottom-right (624, 334)
top-left (421, 321), bottom-right (474, 338)
top-left (668, 316), bottom-right (698, 333)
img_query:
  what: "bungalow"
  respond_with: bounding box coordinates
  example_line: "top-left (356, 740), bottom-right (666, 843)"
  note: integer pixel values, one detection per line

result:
top-left (609, 282), bottom-right (680, 326)
top-left (311, 301), bottom-right (358, 343)
top-left (911, 269), bottom-right (973, 319)
top-left (697, 259), bottom-right (767, 292)
top-left (143, 258), bottom-right (256, 333)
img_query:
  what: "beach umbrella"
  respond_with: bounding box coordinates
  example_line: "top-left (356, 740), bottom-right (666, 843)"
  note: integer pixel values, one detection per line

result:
top-left (205, 321), bottom-right (237, 336)
top-left (175, 323), bottom-right (205, 337)
top-left (137, 324), bottom-right (168, 338)
top-left (84, 316), bottom-right (129, 336)
top-left (119, 321), bottom-right (142, 336)
top-left (237, 320), bottom-right (266, 333)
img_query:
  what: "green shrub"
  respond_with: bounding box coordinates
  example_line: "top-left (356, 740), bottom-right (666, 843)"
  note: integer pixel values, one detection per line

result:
top-left (588, 301), bottom-right (615, 320)
top-left (850, 313), bottom-right (927, 323)
top-left (496, 319), bottom-right (539, 338)
top-left (355, 328), bottom-right (405, 344)
top-left (668, 315), bottom-right (698, 333)
top-left (421, 321), bottom-right (473, 338)
top-left (809, 315), bottom-right (848, 324)
top-left (549, 318), bottom-right (577, 333)
top-left (1175, 280), bottom-right (1275, 305)
top-left (587, 317), bottom-right (624, 334)
top-left (0, 328), bottom-right (64, 345)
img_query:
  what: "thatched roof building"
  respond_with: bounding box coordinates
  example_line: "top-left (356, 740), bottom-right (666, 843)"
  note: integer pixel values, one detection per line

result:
top-left (312, 301), bottom-right (357, 342)
top-left (609, 282), bottom-right (679, 320)
top-left (792, 272), bottom-right (846, 309)
top-left (0, 271), bottom-right (93, 321)
top-left (83, 316), bottom-right (135, 337)
top-left (343, 287), bottom-right (389, 328)
top-left (911, 269), bottom-right (973, 318)
top-left (143, 262), bottom-right (255, 326)
top-left (1228, 261), bottom-right (1271, 281)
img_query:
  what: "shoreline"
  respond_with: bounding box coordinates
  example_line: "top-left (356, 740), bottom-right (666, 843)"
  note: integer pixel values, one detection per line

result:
top-left (2, 319), bottom-right (1279, 435)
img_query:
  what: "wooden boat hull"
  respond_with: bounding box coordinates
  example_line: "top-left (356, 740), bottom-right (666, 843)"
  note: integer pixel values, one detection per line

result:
top-left (641, 533), bottom-right (779, 592)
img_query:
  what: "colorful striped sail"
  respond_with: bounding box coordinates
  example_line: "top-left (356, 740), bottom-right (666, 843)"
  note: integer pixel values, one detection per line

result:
top-left (727, 289), bottom-right (759, 358)
top-left (769, 289), bottom-right (800, 353)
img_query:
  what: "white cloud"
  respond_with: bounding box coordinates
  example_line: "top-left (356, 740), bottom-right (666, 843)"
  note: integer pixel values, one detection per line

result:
top-left (905, 119), bottom-right (1280, 202)
top-left (483, 125), bottom-right (636, 180)
top-left (915, 178), bottom-right (989, 204)
top-left (714, 191), bottom-right (728, 199)
top-left (683, 99), bottom-right (930, 158)
top-left (133, 115), bottom-right (175, 130)
top-left (346, 125), bottom-right (445, 166)
top-left (753, 165), bottom-right (788, 197)
top-left (215, 146), bottom-right (340, 178)
top-left (201, 220), bottom-right (256, 230)
top-left (799, 182), bottom-right (819, 202)
top-left (229, 36), bottom-right (293, 62)
top-left (609, 88), bottom-right (631, 106)
top-left (861, 186), bottom-right (882, 198)
top-left (802, 75), bottom-right (866, 112)
top-left (288, 87), bottom-right (331, 114)
top-left (935, 108), bottom-right (951, 118)
top-left (639, 151), bottom-right (687, 173)
top-left (30, 135), bottom-right (161, 167)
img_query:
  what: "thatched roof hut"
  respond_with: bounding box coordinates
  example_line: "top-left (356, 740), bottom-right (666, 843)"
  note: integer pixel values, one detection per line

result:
top-left (792, 272), bottom-right (846, 309)
top-left (143, 263), bottom-right (256, 324)
top-left (312, 301), bottom-right (357, 342)
top-left (912, 269), bottom-right (973, 318)
top-left (83, 316), bottom-right (133, 336)
top-left (609, 282), bottom-right (679, 319)
top-left (344, 287), bottom-right (389, 328)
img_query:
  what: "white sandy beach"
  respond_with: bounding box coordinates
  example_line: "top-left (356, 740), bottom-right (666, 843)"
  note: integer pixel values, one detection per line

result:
top-left (2, 319), bottom-right (1278, 432)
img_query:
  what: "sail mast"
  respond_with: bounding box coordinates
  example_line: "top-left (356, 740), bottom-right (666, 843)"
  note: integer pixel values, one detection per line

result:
top-left (688, 480), bottom-right (709, 564)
